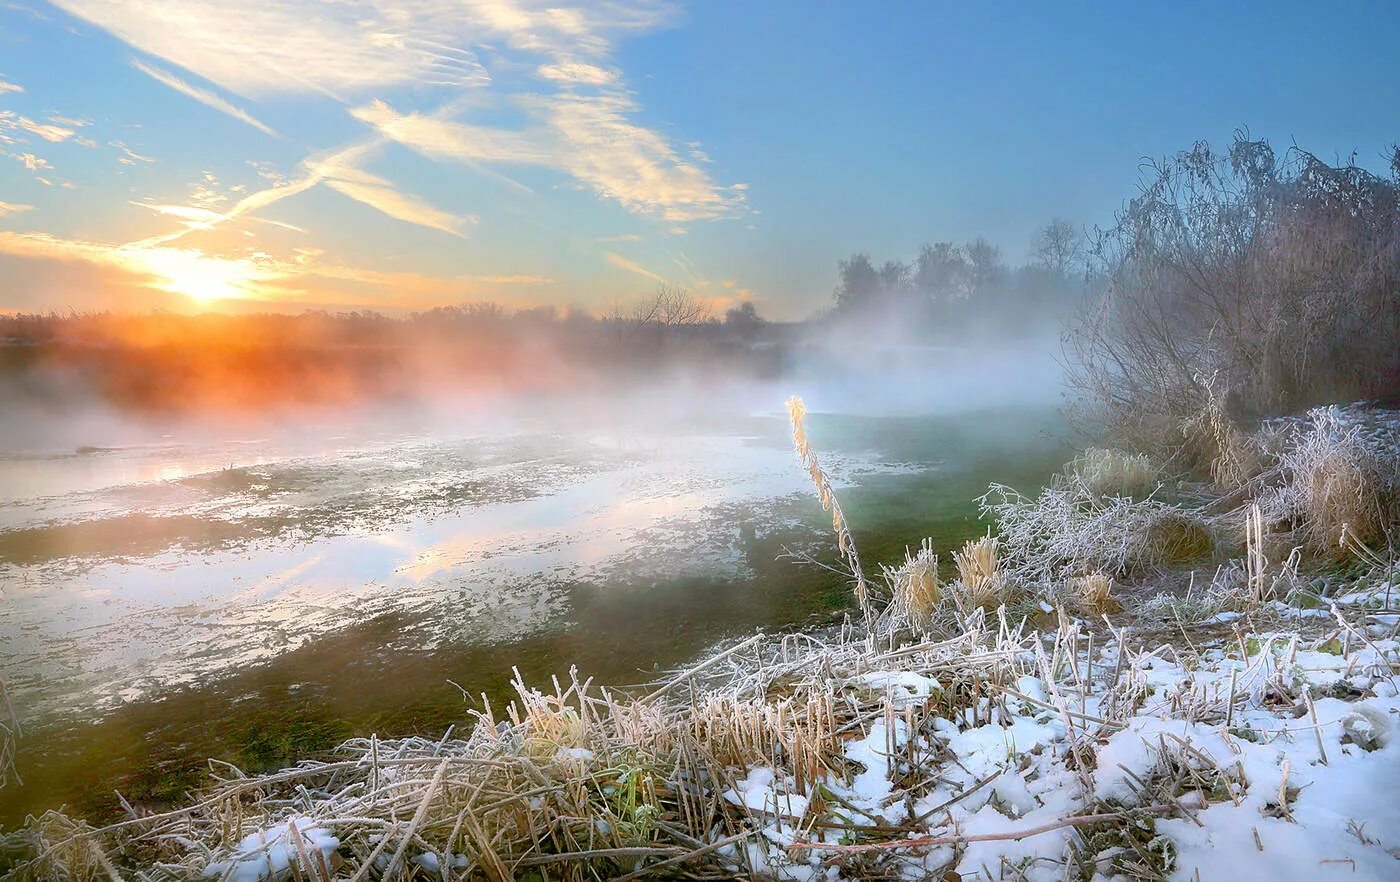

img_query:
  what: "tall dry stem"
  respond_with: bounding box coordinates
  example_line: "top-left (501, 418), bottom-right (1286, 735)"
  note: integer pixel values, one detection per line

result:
top-left (787, 396), bottom-right (873, 628)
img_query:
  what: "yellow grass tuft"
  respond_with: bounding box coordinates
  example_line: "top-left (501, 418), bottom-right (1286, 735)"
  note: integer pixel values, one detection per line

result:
top-left (1067, 572), bottom-right (1118, 613)
top-left (1067, 447), bottom-right (1159, 498)
top-left (951, 534), bottom-right (1007, 612)
top-left (885, 539), bottom-right (940, 628)
top-left (1145, 512), bottom-right (1214, 564)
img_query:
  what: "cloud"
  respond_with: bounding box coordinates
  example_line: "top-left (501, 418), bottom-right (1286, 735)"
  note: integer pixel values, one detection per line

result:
top-left (0, 200), bottom-right (35, 216)
top-left (133, 139), bottom-right (470, 246)
top-left (535, 91), bottom-right (747, 222)
top-left (0, 110), bottom-right (75, 142)
top-left (0, 230), bottom-right (286, 303)
top-left (350, 100), bottom-right (553, 165)
top-left (130, 201), bottom-right (224, 225)
top-left (324, 173), bottom-right (471, 237)
top-left (0, 79), bottom-right (22, 94)
top-left (130, 59), bottom-right (279, 138)
top-left (132, 200), bottom-right (310, 236)
top-left (603, 250), bottom-right (665, 284)
top-left (8, 150), bottom-right (50, 170)
top-left (353, 96), bottom-right (746, 223)
top-left (53, 0), bottom-right (496, 97)
top-left (536, 61), bottom-right (618, 86)
top-left (595, 233), bottom-right (642, 243)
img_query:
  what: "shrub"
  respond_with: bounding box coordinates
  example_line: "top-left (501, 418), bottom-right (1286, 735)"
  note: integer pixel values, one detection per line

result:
top-left (980, 482), bottom-right (1214, 582)
top-left (1066, 134), bottom-right (1400, 460)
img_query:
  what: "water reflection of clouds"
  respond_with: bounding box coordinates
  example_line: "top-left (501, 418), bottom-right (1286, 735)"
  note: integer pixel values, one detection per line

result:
top-left (0, 425), bottom-right (916, 723)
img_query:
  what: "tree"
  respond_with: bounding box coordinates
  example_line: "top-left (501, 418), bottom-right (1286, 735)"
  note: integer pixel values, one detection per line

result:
top-left (912, 242), bottom-right (969, 302)
top-left (963, 238), bottom-right (1006, 298)
top-left (724, 300), bottom-right (764, 334)
top-left (878, 260), bottom-right (911, 294)
top-left (1030, 219), bottom-right (1082, 278)
top-left (633, 284), bottom-right (709, 329)
top-left (834, 253), bottom-right (882, 312)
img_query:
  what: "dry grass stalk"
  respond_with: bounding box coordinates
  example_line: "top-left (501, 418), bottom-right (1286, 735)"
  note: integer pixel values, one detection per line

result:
top-left (1266, 407), bottom-right (1397, 555)
top-left (1185, 374), bottom-right (1264, 489)
top-left (787, 396), bottom-right (874, 628)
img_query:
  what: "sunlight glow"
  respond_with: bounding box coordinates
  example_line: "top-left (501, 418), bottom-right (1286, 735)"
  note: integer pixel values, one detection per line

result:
top-left (137, 248), bottom-right (270, 303)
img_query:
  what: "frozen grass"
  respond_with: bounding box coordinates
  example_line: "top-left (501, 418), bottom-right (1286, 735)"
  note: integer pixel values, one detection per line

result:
top-left (1066, 572), bottom-right (1117, 615)
top-left (979, 482), bottom-right (1214, 584)
top-left (7, 568), bottom-right (1397, 882)
top-left (1065, 448), bottom-right (1160, 499)
top-left (1184, 376), bottom-right (1266, 490)
top-left (951, 535), bottom-right (1011, 614)
top-left (1256, 407), bottom-right (1400, 556)
top-left (882, 539), bottom-right (941, 630)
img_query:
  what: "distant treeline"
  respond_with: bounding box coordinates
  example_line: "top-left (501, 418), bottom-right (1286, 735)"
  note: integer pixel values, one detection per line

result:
top-left (0, 293), bottom-right (790, 415)
top-left (823, 219), bottom-right (1095, 338)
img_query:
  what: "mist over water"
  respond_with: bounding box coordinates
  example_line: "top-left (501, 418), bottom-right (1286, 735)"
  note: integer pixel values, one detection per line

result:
top-left (0, 336), bottom-right (1072, 823)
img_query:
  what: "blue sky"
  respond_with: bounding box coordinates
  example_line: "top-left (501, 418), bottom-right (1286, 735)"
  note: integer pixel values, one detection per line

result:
top-left (0, 0), bottom-right (1396, 318)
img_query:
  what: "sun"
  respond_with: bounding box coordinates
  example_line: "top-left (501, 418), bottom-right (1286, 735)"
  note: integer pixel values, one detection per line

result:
top-left (128, 246), bottom-right (269, 304)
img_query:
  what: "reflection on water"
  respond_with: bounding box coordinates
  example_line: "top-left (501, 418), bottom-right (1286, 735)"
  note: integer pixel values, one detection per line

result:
top-left (0, 406), bottom-right (1070, 825)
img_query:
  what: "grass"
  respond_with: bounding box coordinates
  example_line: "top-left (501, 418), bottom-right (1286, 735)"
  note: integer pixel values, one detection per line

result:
top-left (951, 534), bottom-right (1009, 613)
top-left (1065, 448), bottom-right (1159, 498)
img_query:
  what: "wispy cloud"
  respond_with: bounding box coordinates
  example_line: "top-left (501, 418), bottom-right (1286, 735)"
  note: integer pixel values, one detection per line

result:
top-left (536, 61), bottom-right (617, 86)
top-left (0, 230), bottom-right (287, 303)
top-left (596, 233), bottom-right (643, 243)
top-left (8, 150), bottom-right (50, 170)
top-left (353, 96), bottom-right (747, 223)
top-left (324, 173), bottom-right (471, 238)
top-left (349, 100), bottom-right (553, 165)
top-left (134, 139), bottom-right (470, 246)
top-left (53, 0), bottom-right (492, 97)
top-left (0, 79), bottom-right (24, 95)
top-left (130, 59), bottom-right (279, 138)
top-left (0, 109), bottom-right (75, 142)
top-left (130, 200), bottom-right (307, 234)
top-left (0, 200), bottom-right (35, 216)
top-left (603, 250), bottom-right (665, 284)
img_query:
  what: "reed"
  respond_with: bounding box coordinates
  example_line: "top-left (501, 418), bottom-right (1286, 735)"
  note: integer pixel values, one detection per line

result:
top-left (787, 396), bottom-right (874, 628)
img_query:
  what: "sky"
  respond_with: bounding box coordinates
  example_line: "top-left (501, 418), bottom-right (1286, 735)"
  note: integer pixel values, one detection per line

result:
top-left (0, 0), bottom-right (1396, 319)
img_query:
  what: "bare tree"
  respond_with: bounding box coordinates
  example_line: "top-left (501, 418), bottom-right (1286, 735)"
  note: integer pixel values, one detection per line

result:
top-left (964, 238), bottom-right (1006, 299)
top-left (1030, 219), bottom-right (1082, 278)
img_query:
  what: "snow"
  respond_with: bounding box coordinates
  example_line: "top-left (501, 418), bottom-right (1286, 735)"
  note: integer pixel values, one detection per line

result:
top-left (852, 670), bottom-right (942, 707)
top-left (728, 624), bottom-right (1400, 881)
top-left (203, 817), bottom-right (338, 882)
top-left (723, 766), bottom-right (811, 821)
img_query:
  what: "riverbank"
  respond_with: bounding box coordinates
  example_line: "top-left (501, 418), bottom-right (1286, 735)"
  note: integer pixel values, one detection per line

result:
top-left (5, 401), bottom-right (1399, 881)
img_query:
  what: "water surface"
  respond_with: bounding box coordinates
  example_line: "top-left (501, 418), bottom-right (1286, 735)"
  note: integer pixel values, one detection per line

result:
top-left (0, 404), bottom-right (1070, 824)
